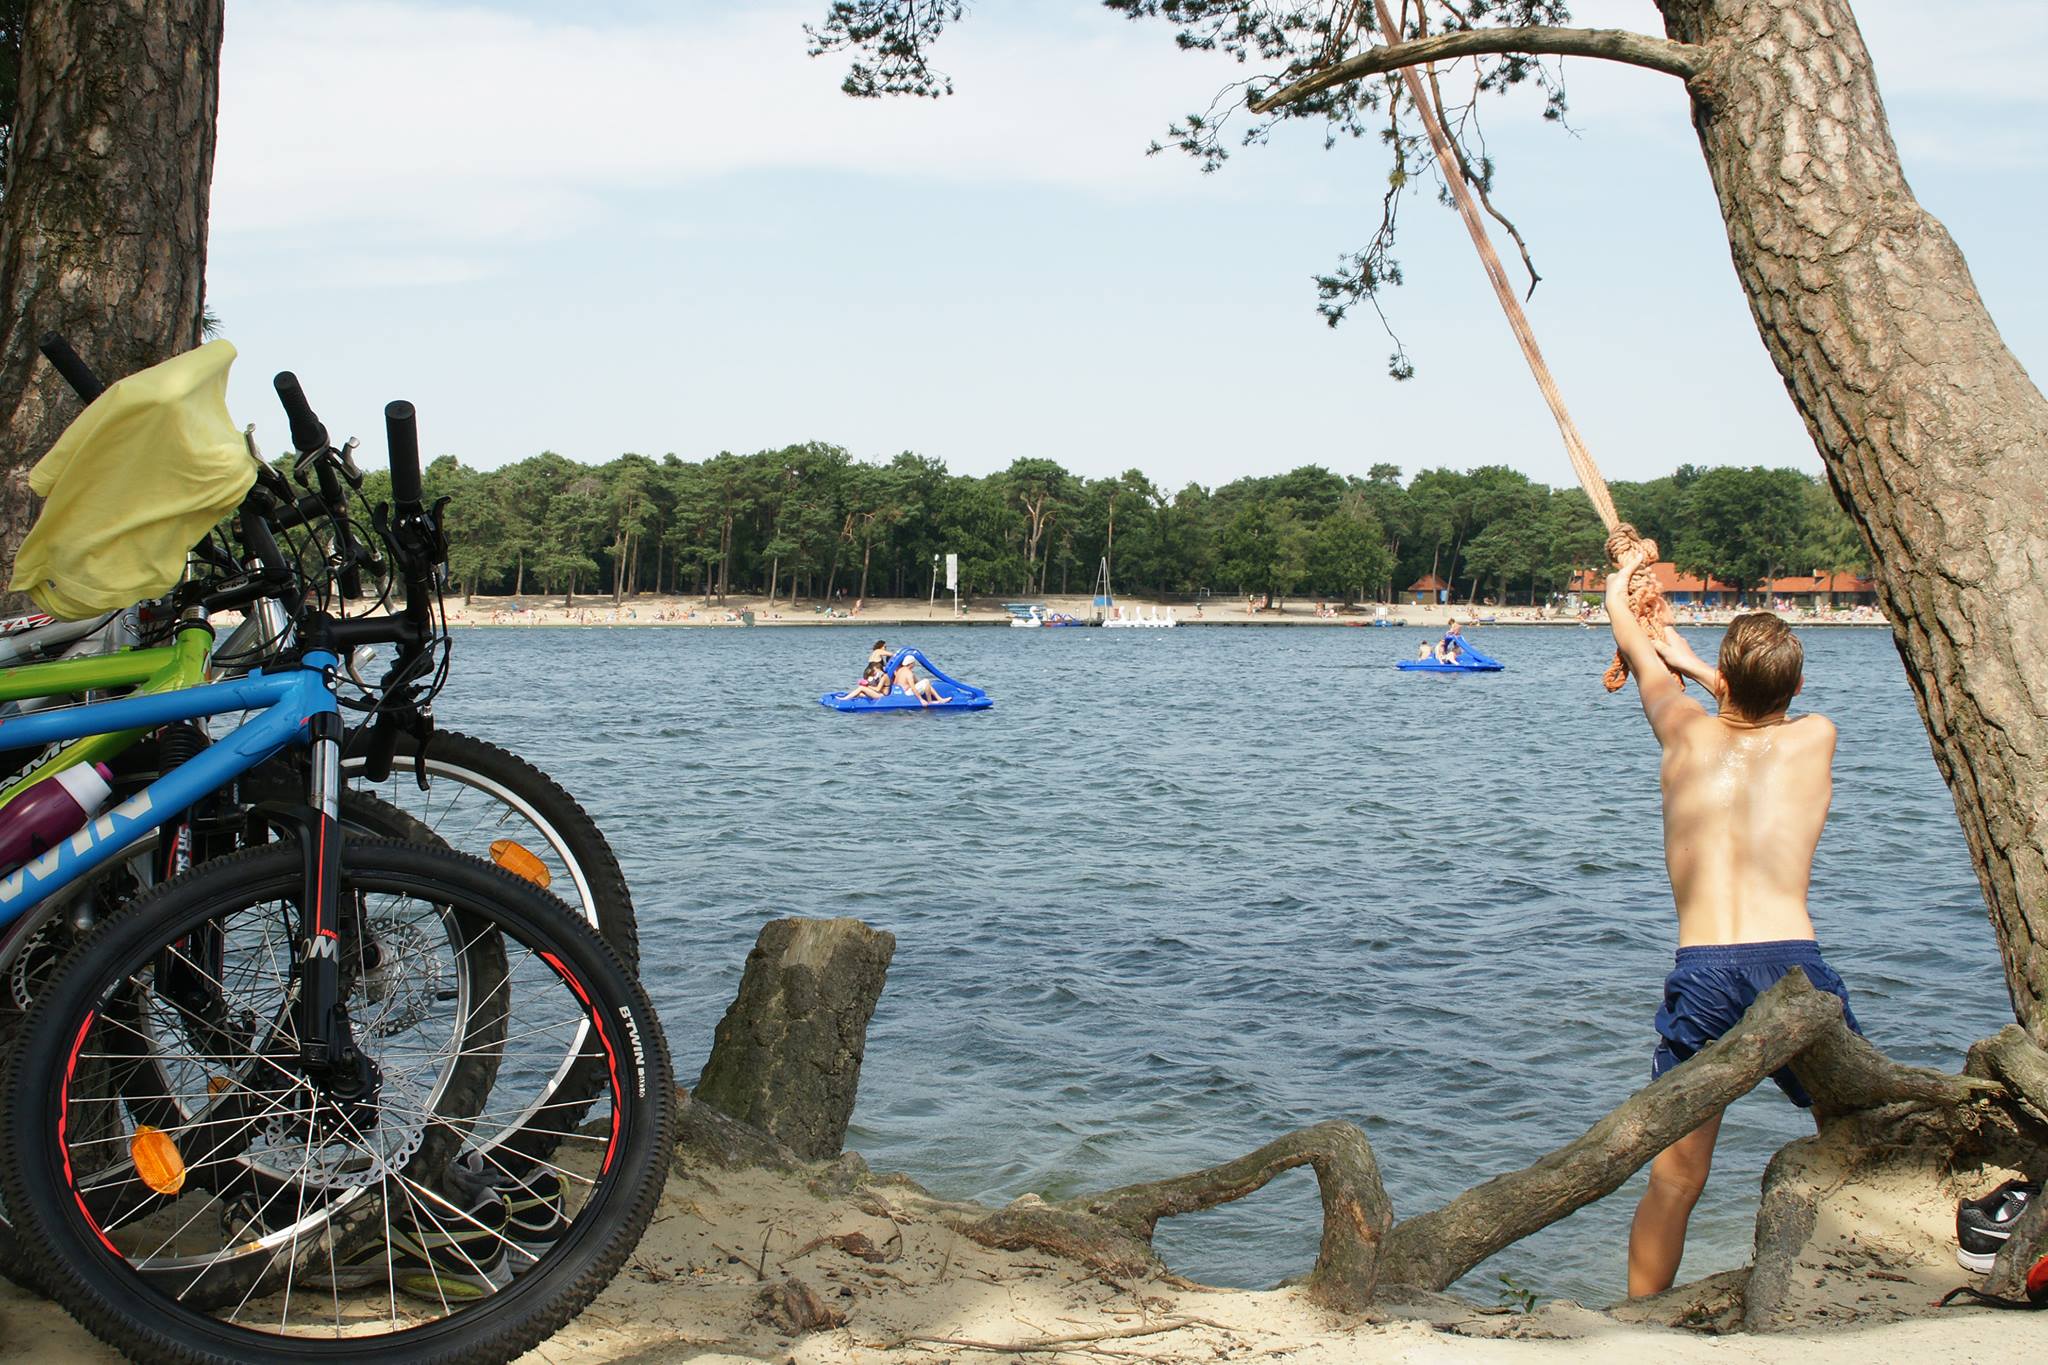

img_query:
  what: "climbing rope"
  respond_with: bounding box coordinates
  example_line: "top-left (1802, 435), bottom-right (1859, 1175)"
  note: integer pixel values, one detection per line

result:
top-left (1370, 0), bottom-right (1666, 689)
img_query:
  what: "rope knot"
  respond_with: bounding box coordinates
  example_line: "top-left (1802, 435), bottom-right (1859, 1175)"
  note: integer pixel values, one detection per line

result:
top-left (1601, 524), bottom-right (1673, 694)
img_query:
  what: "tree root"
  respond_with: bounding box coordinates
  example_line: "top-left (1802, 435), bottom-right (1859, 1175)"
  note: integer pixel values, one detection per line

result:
top-left (959, 971), bottom-right (2029, 1316)
top-left (966, 1119), bottom-right (1392, 1311)
top-left (1965, 1026), bottom-right (2048, 1297)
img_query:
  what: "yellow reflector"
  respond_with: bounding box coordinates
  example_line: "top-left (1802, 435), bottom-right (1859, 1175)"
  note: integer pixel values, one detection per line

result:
top-left (131, 1125), bottom-right (186, 1196)
top-left (490, 839), bottom-right (551, 889)
top-left (207, 1075), bottom-right (230, 1098)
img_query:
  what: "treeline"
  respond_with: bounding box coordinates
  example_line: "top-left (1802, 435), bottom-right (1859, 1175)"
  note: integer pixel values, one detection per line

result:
top-left (404, 447), bottom-right (1867, 607)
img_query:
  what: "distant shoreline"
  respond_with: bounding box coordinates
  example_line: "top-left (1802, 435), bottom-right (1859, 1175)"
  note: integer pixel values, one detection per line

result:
top-left (444, 595), bottom-right (1891, 630)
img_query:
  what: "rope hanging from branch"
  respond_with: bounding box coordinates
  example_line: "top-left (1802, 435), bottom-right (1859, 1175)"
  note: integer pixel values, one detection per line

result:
top-left (1369, 0), bottom-right (1663, 691)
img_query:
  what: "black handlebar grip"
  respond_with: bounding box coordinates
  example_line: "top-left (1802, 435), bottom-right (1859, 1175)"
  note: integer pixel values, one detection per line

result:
top-left (39, 333), bottom-right (106, 402)
top-left (272, 371), bottom-right (330, 454)
top-left (385, 401), bottom-right (422, 508)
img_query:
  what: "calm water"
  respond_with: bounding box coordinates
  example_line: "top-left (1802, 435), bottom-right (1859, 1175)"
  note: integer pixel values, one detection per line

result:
top-left (434, 621), bottom-right (2002, 1305)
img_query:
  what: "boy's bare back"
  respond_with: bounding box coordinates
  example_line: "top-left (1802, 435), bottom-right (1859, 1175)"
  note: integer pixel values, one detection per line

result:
top-left (1656, 703), bottom-right (1833, 946)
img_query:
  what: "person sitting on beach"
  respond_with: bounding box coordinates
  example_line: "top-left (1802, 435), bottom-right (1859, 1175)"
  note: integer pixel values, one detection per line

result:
top-left (1604, 542), bottom-right (1857, 1299)
top-left (891, 655), bottom-right (948, 706)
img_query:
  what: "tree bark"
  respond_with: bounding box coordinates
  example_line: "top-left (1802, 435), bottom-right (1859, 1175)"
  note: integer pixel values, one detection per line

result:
top-left (694, 917), bottom-right (896, 1161)
top-left (1653, 0), bottom-right (2048, 1039)
top-left (0, 0), bottom-right (224, 585)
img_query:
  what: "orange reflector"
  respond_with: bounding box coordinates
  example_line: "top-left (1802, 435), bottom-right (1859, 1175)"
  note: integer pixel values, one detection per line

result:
top-left (490, 839), bottom-right (551, 889)
top-left (131, 1125), bottom-right (186, 1196)
top-left (207, 1075), bottom-right (230, 1099)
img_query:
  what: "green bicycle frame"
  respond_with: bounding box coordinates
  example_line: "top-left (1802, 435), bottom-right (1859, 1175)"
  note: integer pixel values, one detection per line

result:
top-left (0, 622), bottom-right (215, 808)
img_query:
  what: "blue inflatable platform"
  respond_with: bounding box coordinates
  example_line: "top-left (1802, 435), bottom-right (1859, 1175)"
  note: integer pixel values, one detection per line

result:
top-left (820, 648), bottom-right (993, 711)
top-left (1396, 634), bottom-right (1504, 672)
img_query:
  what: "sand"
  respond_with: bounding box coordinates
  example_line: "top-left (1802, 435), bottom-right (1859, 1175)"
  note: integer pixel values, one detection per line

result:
top-left (4, 1153), bottom-right (2039, 1364)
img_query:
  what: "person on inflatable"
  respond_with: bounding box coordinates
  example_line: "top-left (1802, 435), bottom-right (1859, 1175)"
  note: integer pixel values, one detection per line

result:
top-left (838, 660), bottom-right (889, 701)
top-left (892, 655), bottom-right (948, 706)
top-left (1415, 640), bottom-right (1434, 661)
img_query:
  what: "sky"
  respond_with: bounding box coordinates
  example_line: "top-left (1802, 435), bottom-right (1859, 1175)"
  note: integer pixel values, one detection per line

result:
top-left (204, 1), bottom-right (2047, 492)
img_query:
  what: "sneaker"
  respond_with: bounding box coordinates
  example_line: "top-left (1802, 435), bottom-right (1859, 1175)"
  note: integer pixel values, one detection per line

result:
top-left (1957, 1179), bottom-right (2039, 1273)
top-left (451, 1149), bottom-right (567, 1272)
top-left (306, 1182), bottom-right (512, 1301)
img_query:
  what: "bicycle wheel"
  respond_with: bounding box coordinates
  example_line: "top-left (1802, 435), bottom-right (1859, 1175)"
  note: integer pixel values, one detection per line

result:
top-left (334, 746), bottom-right (631, 1167)
top-left (342, 730), bottom-right (639, 968)
top-left (0, 773), bottom-right (455, 1293)
top-left (1, 838), bottom-right (674, 1362)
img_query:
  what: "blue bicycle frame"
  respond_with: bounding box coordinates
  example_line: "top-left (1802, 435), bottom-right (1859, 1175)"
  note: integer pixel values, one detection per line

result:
top-left (0, 646), bottom-right (340, 927)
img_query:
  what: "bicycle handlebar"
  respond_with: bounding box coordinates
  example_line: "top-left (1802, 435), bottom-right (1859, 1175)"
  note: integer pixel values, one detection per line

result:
top-left (384, 402), bottom-right (422, 509)
top-left (38, 333), bottom-right (106, 403)
top-left (272, 372), bottom-right (330, 455)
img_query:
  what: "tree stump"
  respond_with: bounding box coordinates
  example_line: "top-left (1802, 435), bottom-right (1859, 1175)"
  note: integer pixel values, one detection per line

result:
top-left (694, 917), bottom-right (895, 1160)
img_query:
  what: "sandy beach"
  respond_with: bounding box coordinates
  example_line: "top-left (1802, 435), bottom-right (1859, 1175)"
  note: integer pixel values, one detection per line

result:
top-left (443, 594), bottom-right (1890, 631)
top-left (3, 1130), bottom-right (2038, 1365)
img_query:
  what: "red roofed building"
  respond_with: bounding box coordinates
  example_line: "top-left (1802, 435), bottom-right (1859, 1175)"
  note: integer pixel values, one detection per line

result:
top-left (1565, 564), bottom-right (1877, 610)
top-left (1565, 562), bottom-right (1741, 605)
top-left (1406, 574), bottom-right (1449, 605)
top-left (1762, 571), bottom-right (1877, 610)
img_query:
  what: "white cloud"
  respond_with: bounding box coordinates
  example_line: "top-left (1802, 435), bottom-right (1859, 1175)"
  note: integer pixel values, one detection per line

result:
top-left (213, 2), bottom-right (1241, 250)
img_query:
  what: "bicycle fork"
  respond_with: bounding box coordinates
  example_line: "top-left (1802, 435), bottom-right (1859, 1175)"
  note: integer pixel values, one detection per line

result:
top-left (295, 694), bottom-right (379, 1115)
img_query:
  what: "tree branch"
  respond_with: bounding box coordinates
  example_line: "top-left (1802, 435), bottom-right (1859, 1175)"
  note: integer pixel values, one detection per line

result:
top-left (1376, 971), bottom-right (1845, 1291)
top-left (1250, 28), bottom-right (1705, 115)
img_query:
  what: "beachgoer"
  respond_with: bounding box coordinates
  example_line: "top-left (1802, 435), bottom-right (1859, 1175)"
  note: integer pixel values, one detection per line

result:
top-left (1605, 542), bottom-right (1856, 1299)
top-left (892, 655), bottom-right (947, 706)
top-left (868, 639), bottom-right (890, 671)
top-left (839, 661), bottom-right (890, 700)
top-left (1415, 641), bottom-right (1434, 661)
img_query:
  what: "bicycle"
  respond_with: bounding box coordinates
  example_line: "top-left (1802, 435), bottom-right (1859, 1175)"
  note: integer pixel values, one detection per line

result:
top-left (0, 380), bottom-right (674, 1360)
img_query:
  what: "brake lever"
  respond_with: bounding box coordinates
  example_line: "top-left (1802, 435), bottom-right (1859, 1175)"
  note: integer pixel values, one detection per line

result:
top-left (336, 437), bottom-right (364, 488)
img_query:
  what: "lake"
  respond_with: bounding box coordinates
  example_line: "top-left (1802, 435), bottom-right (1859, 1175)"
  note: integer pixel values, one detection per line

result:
top-left (432, 620), bottom-right (2003, 1305)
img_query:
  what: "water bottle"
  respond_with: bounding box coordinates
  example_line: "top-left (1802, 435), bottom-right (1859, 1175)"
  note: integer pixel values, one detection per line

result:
top-left (0, 762), bottom-right (114, 874)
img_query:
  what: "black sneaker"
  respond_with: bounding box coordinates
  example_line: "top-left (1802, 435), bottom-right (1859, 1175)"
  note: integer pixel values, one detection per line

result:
top-left (306, 1183), bottom-right (512, 1301)
top-left (1957, 1179), bottom-right (2039, 1273)
top-left (451, 1149), bottom-right (568, 1273)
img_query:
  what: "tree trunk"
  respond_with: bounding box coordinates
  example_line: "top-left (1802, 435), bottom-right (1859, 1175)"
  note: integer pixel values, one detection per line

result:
top-left (0, 1), bottom-right (225, 588)
top-left (718, 513), bottom-right (733, 603)
top-left (514, 547), bottom-right (525, 598)
top-left (1662, 0), bottom-right (2048, 1037)
top-left (694, 917), bottom-right (896, 1161)
top-left (858, 541), bottom-right (873, 603)
top-left (767, 553), bottom-right (780, 606)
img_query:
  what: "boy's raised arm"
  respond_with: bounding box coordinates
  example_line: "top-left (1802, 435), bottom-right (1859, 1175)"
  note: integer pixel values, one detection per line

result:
top-left (1607, 551), bottom-right (1702, 741)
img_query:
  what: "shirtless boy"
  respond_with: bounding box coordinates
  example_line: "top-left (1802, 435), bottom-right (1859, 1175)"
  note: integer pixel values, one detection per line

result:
top-left (1606, 544), bottom-right (1860, 1297)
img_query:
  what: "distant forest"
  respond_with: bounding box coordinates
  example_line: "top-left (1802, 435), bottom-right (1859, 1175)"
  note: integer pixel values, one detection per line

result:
top-left (395, 447), bottom-right (1867, 607)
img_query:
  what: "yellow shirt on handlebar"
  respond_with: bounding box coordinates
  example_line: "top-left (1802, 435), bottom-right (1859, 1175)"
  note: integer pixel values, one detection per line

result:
top-left (10, 339), bottom-right (258, 620)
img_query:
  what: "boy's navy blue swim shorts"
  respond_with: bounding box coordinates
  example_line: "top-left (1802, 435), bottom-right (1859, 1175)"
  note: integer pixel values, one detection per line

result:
top-left (1650, 939), bottom-right (1859, 1108)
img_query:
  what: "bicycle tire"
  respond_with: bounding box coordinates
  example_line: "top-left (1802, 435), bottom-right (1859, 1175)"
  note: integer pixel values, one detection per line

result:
top-left (342, 730), bottom-right (639, 969)
top-left (0, 838), bottom-right (674, 1363)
